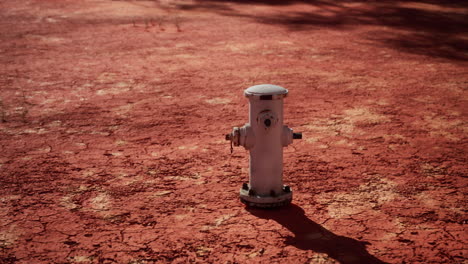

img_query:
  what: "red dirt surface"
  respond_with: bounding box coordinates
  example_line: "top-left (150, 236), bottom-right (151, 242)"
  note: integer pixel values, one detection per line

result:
top-left (1, 0), bottom-right (467, 263)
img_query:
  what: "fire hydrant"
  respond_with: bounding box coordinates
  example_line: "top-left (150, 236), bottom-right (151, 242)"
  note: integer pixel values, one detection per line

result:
top-left (226, 84), bottom-right (302, 208)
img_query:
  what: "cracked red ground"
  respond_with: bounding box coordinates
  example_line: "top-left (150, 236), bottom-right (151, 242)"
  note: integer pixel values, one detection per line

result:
top-left (0, 0), bottom-right (467, 263)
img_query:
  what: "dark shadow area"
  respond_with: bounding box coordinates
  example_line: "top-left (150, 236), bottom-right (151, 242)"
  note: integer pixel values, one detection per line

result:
top-left (174, 0), bottom-right (468, 61)
top-left (247, 204), bottom-right (388, 264)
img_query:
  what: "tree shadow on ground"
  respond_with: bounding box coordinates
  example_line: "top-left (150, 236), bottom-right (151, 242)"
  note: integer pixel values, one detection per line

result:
top-left (247, 204), bottom-right (387, 264)
top-left (174, 0), bottom-right (468, 61)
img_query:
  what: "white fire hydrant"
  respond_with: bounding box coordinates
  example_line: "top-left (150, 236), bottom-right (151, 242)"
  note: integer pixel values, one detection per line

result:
top-left (226, 84), bottom-right (302, 208)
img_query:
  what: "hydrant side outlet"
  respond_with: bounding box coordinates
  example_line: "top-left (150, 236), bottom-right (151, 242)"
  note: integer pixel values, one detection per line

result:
top-left (226, 84), bottom-right (302, 208)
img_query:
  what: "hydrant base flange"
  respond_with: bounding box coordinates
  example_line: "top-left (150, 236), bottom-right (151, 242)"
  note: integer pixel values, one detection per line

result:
top-left (239, 185), bottom-right (292, 208)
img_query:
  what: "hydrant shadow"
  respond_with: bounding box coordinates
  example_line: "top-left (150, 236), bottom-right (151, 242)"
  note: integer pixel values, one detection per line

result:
top-left (246, 204), bottom-right (388, 264)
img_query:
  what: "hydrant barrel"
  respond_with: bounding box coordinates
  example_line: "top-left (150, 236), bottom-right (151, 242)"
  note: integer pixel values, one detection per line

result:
top-left (245, 85), bottom-right (287, 197)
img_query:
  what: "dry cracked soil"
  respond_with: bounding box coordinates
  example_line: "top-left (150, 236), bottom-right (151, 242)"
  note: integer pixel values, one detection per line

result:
top-left (0, 0), bottom-right (467, 263)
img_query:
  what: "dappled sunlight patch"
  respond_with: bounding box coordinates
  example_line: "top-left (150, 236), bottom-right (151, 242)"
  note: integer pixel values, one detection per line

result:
top-left (174, 214), bottom-right (188, 221)
top-left (97, 72), bottom-right (118, 83)
top-left (74, 142), bottom-right (88, 150)
top-left (111, 173), bottom-right (145, 186)
top-left (305, 136), bottom-right (321, 144)
top-left (304, 117), bottom-right (355, 137)
top-left (147, 169), bottom-right (158, 175)
top-left (201, 214), bottom-right (236, 231)
top-left (0, 195), bottom-right (22, 203)
top-left (25, 34), bottom-right (68, 44)
top-left (114, 139), bottom-right (127, 146)
top-left (343, 107), bottom-right (390, 126)
top-left (81, 169), bottom-right (97, 178)
top-left (164, 175), bottom-right (200, 181)
top-left (178, 145), bottom-right (198, 150)
top-left (416, 114), bottom-right (465, 141)
top-left (29, 146), bottom-right (52, 154)
top-left (318, 177), bottom-right (398, 219)
top-left (0, 224), bottom-right (20, 248)
top-left (60, 195), bottom-right (79, 210)
top-left (195, 246), bottom-right (213, 257)
top-left (89, 192), bottom-right (111, 211)
top-left (95, 74), bottom-right (132, 96)
top-left (331, 138), bottom-right (354, 147)
top-left (425, 115), bottom-right (464, 130)
top-left (68, 255), bottom-right (94, 263)
top-left (46, 120), bottom-right (62, 128)
top-left (419, 163), bottom-right (448, 180)
top-left (415, 189), bottom-right (464, 215)
top-left (309, 253), bottom-right (339, 264)
top-left (215, 214), bottom-right (236, 227)
top-left (16, 128), bottom-right (48, 135)
top-left (221, 43), bottom-right (259, 53)
top-left (113, 103), bottom-right (134, 116)
top-left (415, 192), bottom-right (442, 210)
top-left (151, 190), bottom-right (172, 197)
top-left (376, 99), bottom-right (390, 106)
top-left (318, 144), bottom-right (330, 149)
top-left (413, 95), bottom-right (438, 103)
top-left (205, 97), bottom-right (231, 105)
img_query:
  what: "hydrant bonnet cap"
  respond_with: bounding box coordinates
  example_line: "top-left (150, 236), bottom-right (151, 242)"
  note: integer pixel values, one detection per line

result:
top-left (244, 84), bottom-right (288, 98)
